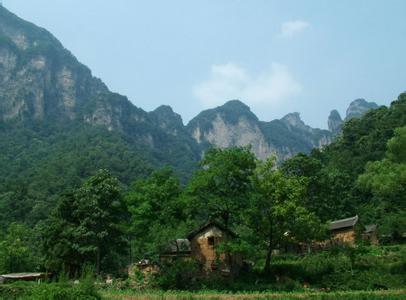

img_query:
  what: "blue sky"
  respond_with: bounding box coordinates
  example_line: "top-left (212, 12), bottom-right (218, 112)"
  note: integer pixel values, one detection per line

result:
top-left (5, 0), bottom-right (406, 128)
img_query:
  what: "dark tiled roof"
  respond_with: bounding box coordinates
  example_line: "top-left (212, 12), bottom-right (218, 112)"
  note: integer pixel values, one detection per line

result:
top-left (187, 221), bottom-right (237, 240)
top-left (1, 273), bottom-right (46, 279)
top-left (329, 215), bottom-right (358, 231)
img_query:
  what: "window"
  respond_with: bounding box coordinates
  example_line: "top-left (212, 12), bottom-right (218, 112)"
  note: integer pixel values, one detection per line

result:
top-left (208, 236), bottom-right (215, 246)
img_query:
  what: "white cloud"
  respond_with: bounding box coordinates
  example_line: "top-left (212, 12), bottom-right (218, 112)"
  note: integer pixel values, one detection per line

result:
top-left (193, 63), bottom-right (302, 108)
top-left (279, 20), bottom-right (310, 38)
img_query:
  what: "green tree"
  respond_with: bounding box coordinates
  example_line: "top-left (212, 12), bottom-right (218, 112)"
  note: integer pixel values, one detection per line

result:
top-left (0, 223), bottom-right (39, 273)
top-left (126, 167), bottom-right (187, 260)
top-left (357, 126), bottom-right (406, 241)
top-left (186, 147), bottom-right (257, 230)
top-left (296, 93), bottom-right (406, 223)
top-left (281, 153), bottom-right (322, 178)
top-left (42, 170), bottom-right (128, 275)
top-left (250, 157), bottom-right (323, 273)
top-left (282, 153), bottom-right (356, 221)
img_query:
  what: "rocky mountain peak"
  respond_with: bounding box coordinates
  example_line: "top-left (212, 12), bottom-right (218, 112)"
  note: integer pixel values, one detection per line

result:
top-left (345, 98), bottom-right (379, 120)
top-left (186, 100), bottom-right (258, 135)
top-left (222, 99), bottom-right (250, 109)
top-left (281, 112), bottom-right (304, 127)
top-left (327, 99), bottom-right (379, 136)
top-left (328, 109), bottom-right (343, 135)
top-left (0, 5), bottom-right (114, 123)
top-left (216, 99), bottom-right (258, 123)
top-left (151, 105), bottom-right (181, 121)
top-left (0, 6), bottom-right (380, 167)
top-left (149, 105), bottom-right (184, 132)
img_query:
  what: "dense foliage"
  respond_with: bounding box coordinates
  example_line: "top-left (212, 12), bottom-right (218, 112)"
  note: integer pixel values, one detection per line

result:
top-left (0, 5), bottom-right (405, 296)
top-left (281, 93), bottom-right (406, 241)
top-left (0, 271), bottom-right (101, 300)
top-left (126, 167), bottom-right (189, 260)
top-left (0, 121), bottom-right (154, 230)
top-left (0, 93), bottom-right (405, 293)
top-left (41, 170), bottom-right (128, 275)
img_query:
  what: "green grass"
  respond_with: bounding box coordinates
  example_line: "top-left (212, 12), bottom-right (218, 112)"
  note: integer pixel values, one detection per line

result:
top-left (102, 289), bottom-right (406, 300)
top-left (0, 281), bottom-right (101, 300)
top-left (1, 245), bottom-right (405, 299)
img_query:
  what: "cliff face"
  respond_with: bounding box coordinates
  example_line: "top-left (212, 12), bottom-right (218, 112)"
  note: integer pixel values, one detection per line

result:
top-left (0, 6), bottom-right (381, 172)
top-left (187, 101), bottom-right (332, 160)
top-left (149, 105), bottom-right (184, 136)
top-left (328, 109), bottom-right (343, 136)
top-left (0, 6), bottom-right (200, 178)
top-left (345, 98), bottom-right (379, 120)
top-left (0, 7), bottom-right (111, 122)
top-left (0, 6), bottom-right (194, 136)
top-left (189, 113), bottom-right (272, 160)
top-left (327, 99), bottom-right (379, 137)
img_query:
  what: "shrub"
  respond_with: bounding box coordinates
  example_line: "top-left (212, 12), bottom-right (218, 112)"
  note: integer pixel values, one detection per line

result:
top-left (152, 259), bottom-right (200, 290)
top-left (389, 261), bottom-right (406, 274)
top-left (0, 277), bottom-right (101, 300)
top-left (0, 282), bottom-right (31, 299)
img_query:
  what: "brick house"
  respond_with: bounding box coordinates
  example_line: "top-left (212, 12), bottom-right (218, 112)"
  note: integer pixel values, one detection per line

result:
top-left (329, 215), bottom-right (359, 245)
top-left (160, 221), bottom-right (242, 276)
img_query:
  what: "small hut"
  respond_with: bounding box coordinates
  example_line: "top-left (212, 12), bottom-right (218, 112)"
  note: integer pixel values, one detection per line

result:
top-left (362, 224), bottom-right (378, 245)
top-left (160, 239), bottom-right (191, 259)
top-left (0, 273), bottom-right (47, 283)
top-left (135, 222), bottom-right (242, 277)
top-left (187, 221), bottom-right (242, 275)
top-left (329, 215), bottom-right (359, 245)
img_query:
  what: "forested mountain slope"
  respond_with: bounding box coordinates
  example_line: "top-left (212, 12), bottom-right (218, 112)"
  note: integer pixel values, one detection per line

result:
top-left (282, 93), bottom-right (406, 238)
top-left (0, 6), bottom-right (384, 228)
top-left (0, 6), bottom-right (200, 178)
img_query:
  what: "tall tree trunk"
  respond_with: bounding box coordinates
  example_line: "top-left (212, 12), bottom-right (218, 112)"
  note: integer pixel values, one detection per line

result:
top-left (129, 236), bottom-right (133, 264)
top-left (223, 211), bottom-right (229, 230)
top-left (221, 211), bottom-right (232, 272)
top-left (96, 246), bottom-right (101, 275)
top-left (263, 238), bottom-right (273, 274)
top-left (263, 218), bottom-right (273, 274)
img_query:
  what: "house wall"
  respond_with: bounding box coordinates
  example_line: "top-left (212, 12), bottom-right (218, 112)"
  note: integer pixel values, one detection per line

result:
top-left (190, 226), bottom-right (227, 272)
top-left (331, 228), bottom-right (356, 244)
top-left (362, 232), bottom-right (379, 245)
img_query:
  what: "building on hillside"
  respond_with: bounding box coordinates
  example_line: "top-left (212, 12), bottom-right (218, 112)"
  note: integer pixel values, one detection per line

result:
top-left (362, 224), bottom-right (379, 245)
top-left (157, 221), bottom-right (242, 276)
top-left (160, 239), bottom-right (192, 259)
top-left (328, 215), bottom-right (378, 245)
top-left (329, 215), bottom-right (359, 245)
top-left (187, 221), bottom-right (242, 275)
top-left (0, 273), bottom-right (47, 284)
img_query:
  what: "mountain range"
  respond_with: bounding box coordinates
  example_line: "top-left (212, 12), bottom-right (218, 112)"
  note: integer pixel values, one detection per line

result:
top-left (0, 6), bottom-right (379, 182)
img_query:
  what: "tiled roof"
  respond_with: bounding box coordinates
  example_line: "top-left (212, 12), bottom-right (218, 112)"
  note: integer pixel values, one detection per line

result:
top-left (1, 273), bottom-right (45, 279)
top-left (187, 221), bottom-right (237, 240)
top-left (329, 215), bottom-right (358, 231)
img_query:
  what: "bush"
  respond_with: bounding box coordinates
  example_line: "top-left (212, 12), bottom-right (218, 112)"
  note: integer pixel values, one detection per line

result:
top-left (152, 259), bottom-right (200, 290)
top-left (389, 261), bottom-right (406, 275)
top-left (0, 282), bottom-right (31, 299)
top-left (0, 276), bottom-right (101, 300)
top-left (301, 253), bottom-right (339, 282)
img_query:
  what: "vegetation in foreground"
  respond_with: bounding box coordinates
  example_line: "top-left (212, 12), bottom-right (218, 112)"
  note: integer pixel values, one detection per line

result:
top-left (1, 245), bottom-right (404, 299)
top-left (0, 95), bottom-right (405, 297)
top-left (102, 290), bottom-right (406, 300)
top-left (1, 284), bottom-right (405, 300)
top-left (100, 245), bottom-right (405, 292)
top-left (0, 272), bottom-right (100, 300)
